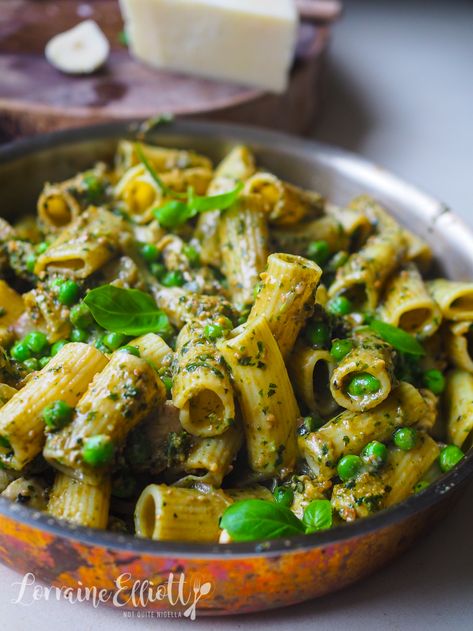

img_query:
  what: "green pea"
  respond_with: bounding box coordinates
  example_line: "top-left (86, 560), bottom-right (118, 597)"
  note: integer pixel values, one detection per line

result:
top-left (347, 372), bottom-right (381, 397)
top-left (35, 241), bottom-right (49, 255)
top-left (330, 338), bottom-right (353, 362)
top-left (361, 440), bottom-right (388, 468)
top-left (305, 321), bottom-right (330, 348)
top-left (393, 427), bottom-right (417, 451)
top-left (220, 316), bottom-right (234, 330)
top-left (306, 240), bottom-right (331, 266)
top-left (118, 345), bottom-right (140, 357)
top-left (70, 302), bottom-right (94, 329)
top-left (82, 435), bottom-right (115, 467)
top-left (23, 331), bottom-right (48, 355)
top-left (150, 262), bottom-right (166, 279)
top-left (38, 356), bottom-right (51, 368)
top-left (161, 270), bottom-right (185, 287)
top-left (183, 244), bottom-right (200, 267)
top-left (10, 342), bottom-right (32, 362)
top-left (423, 369), bottom-right (445, 394)
top-left (42, 400), bottom-right (73, 431)
top-left (103, 332), bottom-right (128, 351)
top-left (203, 323), bottom-right (224, 341)
top-left (57, 280), bottom-right (80, 306)
top-left (26, 254), bottom-right (36, 274)
top-left (439, 444), bottom-right (464, 472)
top-left (273, 486), bottom-right (294, 508)
top-left (327, 295), bottom-right (353, 316)
top-left (70, 328), bottom-right (89, 343)
top-left (23, 357), bottom-right (40, 372)
top-left (337, 454), bottom-right (363, 481)
top-left (51, 340), bottom-right (68, 356)
top-left (414, 480), bottom-right (430, 493)
top-left (139, 242), bottom-right (160, 263)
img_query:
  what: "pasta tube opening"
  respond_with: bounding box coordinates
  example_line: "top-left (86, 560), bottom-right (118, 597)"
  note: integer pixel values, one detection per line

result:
top-left (173, 323), bottom-right (235, 437)
top-left (38, 187), bottom-right (81, 228)
top-left (330, 332), bottom-right (394, 412)
top-left (428, 280), bottom-right (473, 321)
top-left (183, 389), bottom-right (225, 434)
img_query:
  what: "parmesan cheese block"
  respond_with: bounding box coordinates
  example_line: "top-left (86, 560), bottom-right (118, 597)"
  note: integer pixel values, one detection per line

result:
top-left (119, 0), bottom-right (298, 93)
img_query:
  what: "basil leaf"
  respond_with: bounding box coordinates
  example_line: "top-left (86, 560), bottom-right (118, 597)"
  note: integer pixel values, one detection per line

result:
top-left (188, 182), bottom-right (244, 213)
top-left (154, 200), bottom-right (193, 230)
top-left (220, 499), bottom-right (305, 542)
top-left (84, 285), bottom-right (172, 336)
top-left (302, 499), bottom-right (333, 534)
top-left (368, 319), bottom-right (425, 356)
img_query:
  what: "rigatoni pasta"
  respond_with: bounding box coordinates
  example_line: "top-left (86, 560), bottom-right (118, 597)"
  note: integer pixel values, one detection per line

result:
top-left (0, 343), bottom-right (107, 470)
top-left (218, 315), bottom-right (299, 474)
top-left (445, 321), bottom-right (473, 372)
top-left (44, 350), bottom-right (165, 483)
top-left (444, 369), bottom-right (473, 448)
top-left (35, 207), bottom-right (127, 279)
top-left (219, 194), bottom-right (269, 308)
top-left (248, 253), bottom-right (321, 358)
top-left (299, 383), bottom-right (427, 479)
top-left (289, 346), bottom-right (337, 417)
top-left (428, 279), bottom-right (473, 321)
top-left (330, 330), bottom-right (395, 412)
top-left (173, 322), bottom-right (235, 437)
top-left (134, 484), bottom-right (231, 542)
top-left (48, 472), bottom-right (111, 528)
top-left (379, 265), bottom-right (441, 338)
top-left (195, 145), bottom-right (256, 266)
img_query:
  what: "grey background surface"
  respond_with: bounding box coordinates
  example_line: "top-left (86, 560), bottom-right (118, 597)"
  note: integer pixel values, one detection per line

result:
top-left (0, 0), bottom-right (472, 629)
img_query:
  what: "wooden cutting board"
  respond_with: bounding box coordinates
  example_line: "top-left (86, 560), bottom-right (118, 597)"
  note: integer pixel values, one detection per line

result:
top-left (0, 0), bottom-right (341, 140)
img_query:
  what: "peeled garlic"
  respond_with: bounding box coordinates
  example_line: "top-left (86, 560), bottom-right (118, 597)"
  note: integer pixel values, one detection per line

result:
top-left (45, 20), bottom-right (110, 75)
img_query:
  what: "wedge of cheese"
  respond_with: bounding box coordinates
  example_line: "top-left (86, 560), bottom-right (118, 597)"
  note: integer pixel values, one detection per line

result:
top-left (119, 0), bottom-right (298, 93)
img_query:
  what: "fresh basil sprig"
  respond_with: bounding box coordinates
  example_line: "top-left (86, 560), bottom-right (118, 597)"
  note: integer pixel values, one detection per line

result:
top-left (83, 285), bottom-right (172, 337)
top-left (154, 183), bottom-right (243, 229)
top-left (220, 498), bottom-right (335, 542)
top-left (220, 499), bottom-right (305, 542)
top-left (135, 141), bottom-right (243, 229)
top-left (368, 319), bottom-right (425, 356)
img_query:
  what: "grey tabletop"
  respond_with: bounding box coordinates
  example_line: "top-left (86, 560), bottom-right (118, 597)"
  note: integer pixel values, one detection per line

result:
top-left (1, 0), bottom-right (473, 629)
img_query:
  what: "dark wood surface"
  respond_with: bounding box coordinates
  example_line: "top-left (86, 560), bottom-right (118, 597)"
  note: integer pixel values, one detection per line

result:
top-left (0, 0), bottom-right (340, 139)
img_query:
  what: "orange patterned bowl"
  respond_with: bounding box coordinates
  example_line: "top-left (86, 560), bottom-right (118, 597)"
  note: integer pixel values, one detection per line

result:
top-left (0, 121), bottom-right (472, 616)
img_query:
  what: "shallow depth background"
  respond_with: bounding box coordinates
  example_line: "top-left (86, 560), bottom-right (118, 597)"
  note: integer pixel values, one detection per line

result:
top-left (1, 0), bottom-right (473, 629)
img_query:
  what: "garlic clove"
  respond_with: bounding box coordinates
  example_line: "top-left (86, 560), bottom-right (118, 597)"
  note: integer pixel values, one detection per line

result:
top-left (45, 20), bottom-right (110, 75)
